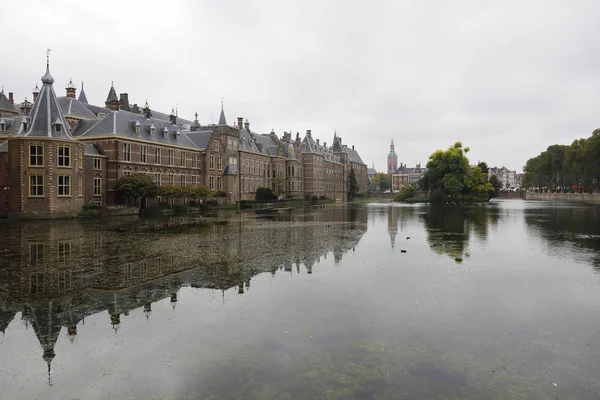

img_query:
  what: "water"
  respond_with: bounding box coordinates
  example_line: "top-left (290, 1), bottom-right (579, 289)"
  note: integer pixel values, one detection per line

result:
top-left (1, 200), bottom-right (599, 399)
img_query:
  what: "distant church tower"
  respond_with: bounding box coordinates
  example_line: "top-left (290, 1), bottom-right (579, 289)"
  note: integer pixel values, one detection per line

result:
top-left (387, 139), bottom-right (397, 174)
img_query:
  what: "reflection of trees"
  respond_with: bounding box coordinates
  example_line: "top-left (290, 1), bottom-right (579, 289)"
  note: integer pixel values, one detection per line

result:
top-left (421, 205), bottom-right (500, 262)
top-left (524, 206), bottom-right (600, 271)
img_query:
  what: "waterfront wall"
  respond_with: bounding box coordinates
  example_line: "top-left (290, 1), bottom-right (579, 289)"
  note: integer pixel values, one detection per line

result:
top-left (525, 192), bottom-right (600, 204)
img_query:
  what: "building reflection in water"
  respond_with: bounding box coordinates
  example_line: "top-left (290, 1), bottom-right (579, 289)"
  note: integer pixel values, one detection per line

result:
top-left (0, 207), bottom-right (367, 383)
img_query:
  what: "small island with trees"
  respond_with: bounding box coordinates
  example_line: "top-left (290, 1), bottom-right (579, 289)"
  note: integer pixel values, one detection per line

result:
top-left (394, 142), bottom-right (501, 203)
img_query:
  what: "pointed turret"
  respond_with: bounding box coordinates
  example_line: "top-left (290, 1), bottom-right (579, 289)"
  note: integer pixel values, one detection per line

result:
top-left (105, 82), bottom-right (119, 110)
top-left (23, 62), bottom-right (73, 139)
top-left (65, 78), bottom-right (76, 98)
top-left (218, 101), bottom-right (227, 125)
top-left (78, 81), bottom-right (88, 103)
top-left (32, 84), bottom-right (40, 103)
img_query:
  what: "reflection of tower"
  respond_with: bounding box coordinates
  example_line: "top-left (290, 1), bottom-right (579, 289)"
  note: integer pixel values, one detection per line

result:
top-left (387, 139), bottom-right (398, 174)
top-left (26, 299), bottom-right (70, 386)
top-left (388, 207), bottom-right (399, 248)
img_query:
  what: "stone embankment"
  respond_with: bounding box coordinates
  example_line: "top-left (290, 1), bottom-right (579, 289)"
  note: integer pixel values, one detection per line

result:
top-left (525, 192), bottom-right (600, 204)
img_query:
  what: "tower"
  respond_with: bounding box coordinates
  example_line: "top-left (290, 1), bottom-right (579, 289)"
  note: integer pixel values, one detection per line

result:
top-left (387, 139), bottom-right (397, 174)
top-left (105, 81), bottom-right (119, 110)
top-left (65, 78), bottom-right (76, 98)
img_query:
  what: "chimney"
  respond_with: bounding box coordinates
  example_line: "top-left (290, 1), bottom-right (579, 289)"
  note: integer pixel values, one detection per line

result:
top-left (169, 108), bottom-right (177, 125)
top-left (65, 79), bottom-right (76, 98)
top-left (306, 129), bottom-right (311, 136)
top-left (237, 117), bottom-right (243, 129)
top-left (244, 119), bottom-right (249, 131)
top-left (143, 101), bottom-right (152, 118)
top-left (32, 84), bottom-right (40, 103)
top-left (119, 93), bottom-right (130, 111)
top-left (324, 142), bottom-right (327, 148)
top-left (316, 139), bottom-right (320, 145)
top-left (352, 145), bottom-right (355, 150)
top-left (8, 92), bottom-right (14, 104)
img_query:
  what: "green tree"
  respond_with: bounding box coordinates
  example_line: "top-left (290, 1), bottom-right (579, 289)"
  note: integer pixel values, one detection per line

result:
top-left (394, 185), bottom-right (416, 201)
top-left (348, 167), bottom-right (358, 199)
top-left (477, 161), bottom-right (489, 174)
top-left (489, 175), bottom-right (502, 198)
top-left (425, 142), bottom-right (470, 198)
top-left (114, 173), bottom-right (157, 204)
top-left (372, 173), bottom-right (391, 192)
top-left (465, 166), bottom-right (494, 197)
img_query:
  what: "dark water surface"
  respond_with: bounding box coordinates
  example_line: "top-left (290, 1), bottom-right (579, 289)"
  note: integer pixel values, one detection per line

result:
top-left (1, 200), bottom-right (600, 399)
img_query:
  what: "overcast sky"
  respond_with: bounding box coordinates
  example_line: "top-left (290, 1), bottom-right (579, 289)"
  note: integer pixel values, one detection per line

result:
top-left (3, 0), bottom-right (600, 172)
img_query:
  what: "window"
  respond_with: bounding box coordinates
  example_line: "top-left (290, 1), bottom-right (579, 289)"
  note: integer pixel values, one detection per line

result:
top-left (168, 149), bottom-right (174, 165)
top-left (78, 176), bottom-right (83, 197)
top-left (181, 151), bottom-right (186, 167)
top-left (29, 242), bottom-right (44, 264)
top-left (150, 125), bottom-right (156, 136)
top-left (94, 177), bottom-right (102, 196)
top-left (124, 143), bottom-right (131, 161)
top-left (155, 173), bottom-right (161, 186)
top-left (55, 121), bottom-right (62, 132)
top-left (58, 175), bottom-right (71, 196)
top-left (217, 156), bottom-right (222, 170)
top-left (155, 148), bottom-right (161, 164)
top-left (180, 175), bottom-right (185, 186)
top-left (58, 270), bottom-right (72, 292)
top-left (57, 145), bottom-right (71, 167)
top-left (217, 176), bottom-right (222, 191)
top-left (192, 153), bottom-right (197, 168)
top-left (192, 175), bottom-right (197, 185)
top-left (28, 145), bottom-right (44, 166)
top-left (135, 123), bottom-right (141, 135)
top-left (58, 241), bottom-right (71, 262)
top-left (140, 145), bottom-right (147, 163)
top-left (229, 157), bottom-right (237, 165)
top-left (78, 148), bottom-right (83, 169)
top-left (213, 140), bottom-right (219, 152)
top-left (168, 174), bottom-right (174, 186)
top-left (209, 176), bottom-right (215, 190)
top-left (29, 175), bottom-right (43, 196)
top-left (209, 154), bottom-right (215, 170)
top-left (94, 157), bottom-right (101, 170)
top-left (123, 170), bottom-right (131, 176)
top-left (30, 273), bottom-right (44, 294)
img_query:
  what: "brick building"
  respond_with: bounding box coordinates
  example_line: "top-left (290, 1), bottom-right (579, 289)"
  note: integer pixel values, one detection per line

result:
top-left (1, 61), bottom-right (368, 217)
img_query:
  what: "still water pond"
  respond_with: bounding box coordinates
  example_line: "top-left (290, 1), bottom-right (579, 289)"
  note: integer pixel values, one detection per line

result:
top-left (1, 200), bottom-right (599, 399)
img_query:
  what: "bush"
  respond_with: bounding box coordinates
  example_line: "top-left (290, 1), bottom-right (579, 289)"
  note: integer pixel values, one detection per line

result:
top-left (256, 187), bottom-right (277, 201)
top-left (319, 195), bottom-right (327, 200)
top-left (394, 186), bottom-right (416, 202)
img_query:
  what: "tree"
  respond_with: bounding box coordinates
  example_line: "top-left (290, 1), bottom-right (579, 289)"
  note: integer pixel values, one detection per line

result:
top-left (372, 173), bottom-right (391, 192)
top-left (477, 161), bottom-right (489, 174)
top-left (348, 167), bottom-right (358, 199)
top-left (465, 166), bottom-right (494, 197)
top-left (489, 175), bottom-right (502, 198)
top-left (256, 187), bottom-right (277, 201)
top-left (114, 173), bottom-right (157, 204)
top-left (425, 142), bottom-right (471, 198)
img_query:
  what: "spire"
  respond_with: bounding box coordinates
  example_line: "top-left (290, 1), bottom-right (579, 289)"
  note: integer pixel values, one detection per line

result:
top-left (24, 61), bottom-right (73, 139)
top-left (388, 138), bottom-right (396, 156)
top-left (218, 99), bottom-right (227, 125)
top-left (41, 49), bottom-right (54, 85)
top-left (105, 82), bottom-right (119, 110)
top-left (78, 81), bottom-right (88, 103)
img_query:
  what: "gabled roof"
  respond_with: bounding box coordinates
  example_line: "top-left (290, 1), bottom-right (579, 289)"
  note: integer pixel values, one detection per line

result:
top-left (23, 66), bottom-right (74, 139)
top-left (72, 109), bottom-right (199, 149)
top-left (301, 133), bottom-right (320, 154)
top-left (78, 82), bottom-right (88, 103)
top-left (0, 91), bottom-right (18, 114)
top-left (345, 146), bottom-right (365, 165)
top-left (58, 97), bottom-right (98, 121)
top-left (0, 115), bottom-right (29, 136)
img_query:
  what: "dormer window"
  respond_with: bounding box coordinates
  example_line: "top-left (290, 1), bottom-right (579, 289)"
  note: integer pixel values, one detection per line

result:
top-left (174, 131), bottom-right (180, 141)
top-left (0, 119), bottom-right (5, 132)
top-left (150, 124), bottom-right (155, 137)
top-left (163, 127), bottom-right (169, 137)
top-left (53, 118), bottom-right (63, 133)
top-left (21, 118), bottom-right (28, 132)
top-left (135, 121), bottom-right (141, 135)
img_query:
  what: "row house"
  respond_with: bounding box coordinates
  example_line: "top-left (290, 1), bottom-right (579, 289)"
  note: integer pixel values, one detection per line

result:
top-left (391, 163), bottom-right (426, 191)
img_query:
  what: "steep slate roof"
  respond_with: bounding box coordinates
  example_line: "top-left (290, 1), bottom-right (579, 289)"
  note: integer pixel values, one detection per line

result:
top-left (0, 91), bottom-right (18, 114)
top-left (82, 102), bottom-right (110, 116)
top-left (301, 133), bottom-right (320, 154)
top-left (58, 97), bottom-right (98, 120)
top-left (367, 167), bottom-right (377, 175)
top-left (23, 66), bottom-right (74, 139)
top-left (84, 143), bottom-right (105, 156)
top-left (185, 130), bottom-right (212, 149)
top-left (72, 109), bottom-right (199, 149)
top-left (392, 165), bottom-right (416, 174)
top-left (0, 115), bottom-right (29, 136)
top-left (78, 82), bottom-right (88, 103)
top-left (105, 83), bottom-right (118, 103)
top-left (345, 146), bottom-right (365, 165)
top-left (218, 105), bottom-right (227, 125)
